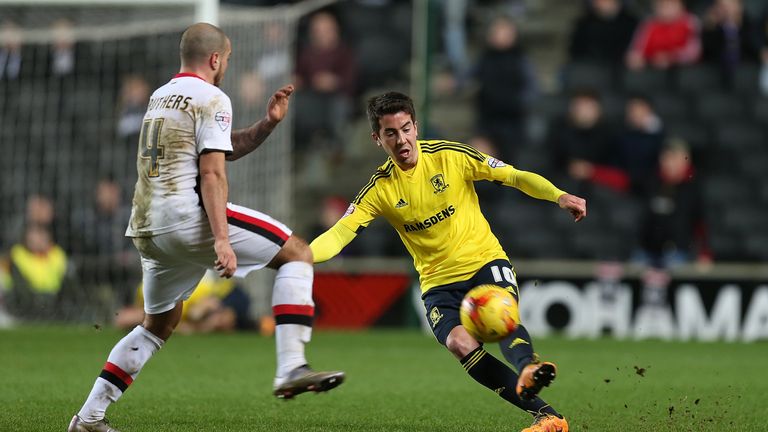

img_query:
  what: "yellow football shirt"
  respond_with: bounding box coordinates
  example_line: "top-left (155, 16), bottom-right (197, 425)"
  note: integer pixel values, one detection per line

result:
top-left (336, 140), bottom-right (564, 293)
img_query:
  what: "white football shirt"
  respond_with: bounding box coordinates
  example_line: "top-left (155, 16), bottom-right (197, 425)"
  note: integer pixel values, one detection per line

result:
top-left (126, 73), bottom-right (233, 237)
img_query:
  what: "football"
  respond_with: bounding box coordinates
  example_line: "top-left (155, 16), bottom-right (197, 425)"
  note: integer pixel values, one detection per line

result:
top-left (460, 284), bottom-right (520, 343)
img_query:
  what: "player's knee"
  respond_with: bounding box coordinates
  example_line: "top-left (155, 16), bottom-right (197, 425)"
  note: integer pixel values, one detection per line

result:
top-left (446, 329), bottom-right (479, 358)
top-left (284, 235), bottom-right (313, 264)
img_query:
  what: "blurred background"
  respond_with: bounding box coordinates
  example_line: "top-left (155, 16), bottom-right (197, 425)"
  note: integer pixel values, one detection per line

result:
top-left (0, 0), bottom-right (766, 342)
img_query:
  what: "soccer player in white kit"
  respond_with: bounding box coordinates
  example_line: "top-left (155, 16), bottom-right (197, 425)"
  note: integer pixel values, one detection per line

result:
top-left (68, 23), bottom-right (344, 432)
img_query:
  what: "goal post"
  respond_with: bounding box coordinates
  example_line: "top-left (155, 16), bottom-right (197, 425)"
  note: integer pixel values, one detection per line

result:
top-left (0, 0), bottom-right (219, 25)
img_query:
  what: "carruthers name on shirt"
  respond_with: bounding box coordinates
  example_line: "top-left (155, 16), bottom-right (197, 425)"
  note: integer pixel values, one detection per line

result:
top-left (403, 205), bottom-right (456, 233)
top-left (147, 94), bottom-right (192, 112)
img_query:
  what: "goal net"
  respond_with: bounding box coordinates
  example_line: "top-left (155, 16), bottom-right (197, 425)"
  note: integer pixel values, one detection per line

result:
top-left (0, 0), bottom-right (335, 323)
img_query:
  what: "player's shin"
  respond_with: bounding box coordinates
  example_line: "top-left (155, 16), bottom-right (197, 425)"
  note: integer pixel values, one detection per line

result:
top-left (500, 324), bottom-right (535, 373)
top-left (460, 346), bottom-right (559, 417)
top-left (271, 261), bottom-right (314, 379)
top-left (77, 325), bottom-right (163, 422)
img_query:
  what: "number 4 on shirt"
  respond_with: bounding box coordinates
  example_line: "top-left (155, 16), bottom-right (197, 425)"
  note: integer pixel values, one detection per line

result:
top-left (139, 118), bottom-right (165, 177)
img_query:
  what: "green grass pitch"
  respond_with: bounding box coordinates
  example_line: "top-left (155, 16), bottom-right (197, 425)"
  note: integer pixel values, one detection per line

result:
top-left (1, 327), bottom-right (766, 431)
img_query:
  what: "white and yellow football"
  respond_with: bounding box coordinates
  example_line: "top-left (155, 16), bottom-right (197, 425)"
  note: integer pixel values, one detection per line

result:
top-left (460, 284), bottom-right (520, 343)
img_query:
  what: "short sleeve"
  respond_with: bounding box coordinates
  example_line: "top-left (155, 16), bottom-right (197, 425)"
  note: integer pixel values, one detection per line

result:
top-left (196, 92), bottom-right (233, 154)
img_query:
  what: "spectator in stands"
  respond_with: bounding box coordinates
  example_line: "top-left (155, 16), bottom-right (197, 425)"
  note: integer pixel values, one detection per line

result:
top-left (626, 0), bottom-right (701, 70)
top-left (50, 18), bottom-right (77, 77)
top-left (634, 138), bottom-right (711, 268)
top-left (701, 0), bottom-right (761, 74)
top-left (438, 0), bottom-right (527, 90)
top-left (294, 11), bottom-right (357, 154)
top-left (0, 20), bottom-right (24, 81)
top-left (548, 89), bottom-right (627, 192)
top-left (70, 176), bottom-right (138, 308)
top-left (619, 94), bottom-right (664, 193)
top-left (256, 22), bottom-right (291, 83)
top-left (568, 0), bottom-right (640, 64)
top-left (4, 224), bottom-right (71, 320)
top-left (116, 75), bottom-right (150, 143)
top-left (473, 15), bottom-right (536, 161)
top-left (2, 194), bottom-right (57, 251)
top-left (112, 75), bottom-right (151, 193)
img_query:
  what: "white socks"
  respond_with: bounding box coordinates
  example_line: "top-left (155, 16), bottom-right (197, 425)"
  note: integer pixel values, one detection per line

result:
top-left (77, 325), bottom-right (163, 422)
top-left (271, 261), bottom-right (314, 379)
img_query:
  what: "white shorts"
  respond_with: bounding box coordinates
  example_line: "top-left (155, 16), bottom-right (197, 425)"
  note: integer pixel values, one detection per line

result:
top-left (132, 203), bottom-right (292, 315)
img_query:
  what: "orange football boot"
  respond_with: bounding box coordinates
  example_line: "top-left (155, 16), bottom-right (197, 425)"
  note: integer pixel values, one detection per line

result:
top-left (516, 360), bottom-right (557, 400)
top-left (521, 414), bottom-right (569, 432)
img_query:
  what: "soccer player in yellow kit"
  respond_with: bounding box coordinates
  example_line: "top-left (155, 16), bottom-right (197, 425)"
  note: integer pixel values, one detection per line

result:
top-left (311, 92), bottom-right (586, 432)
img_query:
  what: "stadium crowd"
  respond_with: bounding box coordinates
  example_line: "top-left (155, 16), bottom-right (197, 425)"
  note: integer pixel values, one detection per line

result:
top-left (1, 0), bottom-right (767, 323)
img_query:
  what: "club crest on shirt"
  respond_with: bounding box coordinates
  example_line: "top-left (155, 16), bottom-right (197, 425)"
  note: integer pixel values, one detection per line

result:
top-left (487, 157), bottom-right (506, 168)
top-left (342, 204), bottom-right (356, 218)
top-left (429, 307), bottom-right (443, 328)
top-left (215, 111), bottom-right (231, 131)
top-left (430, 174), bottom-right (449, 194)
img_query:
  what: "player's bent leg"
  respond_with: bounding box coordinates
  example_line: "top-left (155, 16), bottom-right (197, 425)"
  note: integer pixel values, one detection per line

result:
top-left (268, 235), bottom-right (345, 399)
top-left (446, 326), bottom-right (561, 418)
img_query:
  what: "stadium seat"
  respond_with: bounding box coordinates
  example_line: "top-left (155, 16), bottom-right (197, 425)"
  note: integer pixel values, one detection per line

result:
top-left (744, 235), bottom-right (768, 260)
top-left (507, 229), bottom-right (569, 259)
top-left (731, 65), bottom-right (760, 94)
top-left (600, 92), bottom-right (626, 122)
top-left (605, 196), bottom-right (641, 233)
top-left (562, 62), bottom-right (615, 92)
top-left (703, 176), bottom-right (751, 205)
top-left (651, 93), bottom-right (690, 121)
top-left (713, 122), bottom-right (764, 151)
top-left (709, 231), bottom-right (745, 261)
top-left (355, 34), bottom-right (409, 92)
top-left (620, 69), bottom-right (670, 93)
top-left (515, 147), bottom-right (553, 173)
top-left (674, 65), bottom-right (722, 94)
top-left (570, 227), bottom-right (630, 260)
top-left (338, 1), bottom-right (390, 40)
top-left (694, 93), bottom-right (746, 121)
top-left (722, 206), bottom-right (768, 233)
top-left (664, 120), bottom-right (711, 151)
top-left (751, 97), bottom-right (768, 123)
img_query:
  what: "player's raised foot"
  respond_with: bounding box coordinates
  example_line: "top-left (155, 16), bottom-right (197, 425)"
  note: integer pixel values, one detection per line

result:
top-left (67, 415), bottom-right (120, 432)
top-left (273, 365), bottom-right (345, 400)
top-left (521, 414), bottom-right (568, 432)
top-left (516, 360), bottom-right (557, 400)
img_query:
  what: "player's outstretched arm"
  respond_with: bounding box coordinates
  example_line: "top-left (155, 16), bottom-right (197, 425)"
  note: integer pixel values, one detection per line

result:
top-left (557, 193), bottom-right (587, 222)
top-left (227, 84), bottom-right (294, 161)
top-left (309, 222), bottom-right (357, 263)
top-left (200, 151), bottom-right (237, 277)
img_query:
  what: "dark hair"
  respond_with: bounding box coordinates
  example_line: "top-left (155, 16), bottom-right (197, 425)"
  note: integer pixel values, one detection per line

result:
top-left (366, 92), bottom-right (416, 132)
